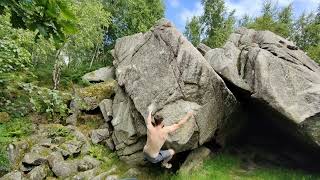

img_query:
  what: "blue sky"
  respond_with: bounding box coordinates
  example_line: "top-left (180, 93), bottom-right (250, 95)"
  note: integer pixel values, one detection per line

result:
top-left (164, 0), bottom-right (320, 32)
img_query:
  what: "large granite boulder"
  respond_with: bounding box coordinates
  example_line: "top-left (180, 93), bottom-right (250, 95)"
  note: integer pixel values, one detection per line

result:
top-left (110, 19), bottom-right (238, 164)
top-left (204, 27), bottom-right (320, 147)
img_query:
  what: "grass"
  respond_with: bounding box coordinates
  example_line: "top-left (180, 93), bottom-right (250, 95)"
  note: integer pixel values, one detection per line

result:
top-left (88, 144), bottom-right (129, 176)
top-left (170, 153), bottom-right (320, 180)
top-left (0, 117), bottom-right (33, 172)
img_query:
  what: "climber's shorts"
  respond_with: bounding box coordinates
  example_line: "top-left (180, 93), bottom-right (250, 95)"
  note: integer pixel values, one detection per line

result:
top-left (143, 150), bottom-right (172, 163)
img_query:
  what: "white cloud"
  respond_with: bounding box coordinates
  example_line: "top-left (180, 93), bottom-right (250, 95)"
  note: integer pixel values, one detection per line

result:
top-left (169, 0), bottom-right (180, 8)
top-left (225, 0), bottom-right (319, 18)
top-left (225, 0), bottom-right (263, 18)
top-left (178, 2), bottom-right (203, 26)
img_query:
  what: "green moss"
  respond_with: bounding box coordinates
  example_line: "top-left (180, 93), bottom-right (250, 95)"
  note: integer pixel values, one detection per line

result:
top-left (77, 80), bottom-right (116, 101)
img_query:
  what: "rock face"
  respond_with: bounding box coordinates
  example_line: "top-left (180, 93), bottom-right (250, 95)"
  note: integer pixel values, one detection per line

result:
top-left (110, 19), bottom-right (238, 164)
top-left (82, 66), bottom-right (115, 82)
top-left (204, 27), bottom-right (320, 147)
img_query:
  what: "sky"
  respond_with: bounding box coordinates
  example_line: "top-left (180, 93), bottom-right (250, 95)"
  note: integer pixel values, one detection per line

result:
top-left (164, 0), bottom-right (320, 32)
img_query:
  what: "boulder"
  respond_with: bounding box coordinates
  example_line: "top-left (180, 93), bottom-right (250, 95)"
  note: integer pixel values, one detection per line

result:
top-left (28, 164), bottom-right (48, 180)
top-left (82, 67), bottom-right (115, 82)
top-left (67, 126), bottom-right (91, 154)
top-left (91, 129), bottom-right (110, 144)
top-left (179, 146), bottom-right (211, 173)
top-left (51, 160), bottom-right (78, 178)
top-left (72, 167), bottom-right (99, 180)
top-left (197, 43), bottom-right (211, 56)
top-left (204, 28), bottom-right (320, 147)
top-left (58, 140), bottom-right (83, 157)
top-left (110, 19), bottom-right (238, 164)
top-left (7, 141), bottom-right (29, 168)
top-left (99, 99), bottom-right (113, 122)
top-left (77, 156), bottom-right (101, 172)
top-left (22, 145), bottom-right (52, 166)
top-left (0, 171), bottom-right (22, 180)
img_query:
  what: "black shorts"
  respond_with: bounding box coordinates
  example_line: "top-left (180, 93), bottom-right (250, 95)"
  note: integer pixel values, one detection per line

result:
top-left (143, 150), bottom-right (172, 163)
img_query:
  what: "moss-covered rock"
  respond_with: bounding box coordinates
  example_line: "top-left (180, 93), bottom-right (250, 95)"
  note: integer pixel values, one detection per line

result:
top-left (74, 80), bottom-right (117, 111)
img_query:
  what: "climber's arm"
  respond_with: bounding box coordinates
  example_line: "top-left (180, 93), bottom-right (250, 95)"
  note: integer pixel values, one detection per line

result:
top-left (165, 111), bottom-right (193, 133)
top-left (146, 110), bottom-right (153, 130)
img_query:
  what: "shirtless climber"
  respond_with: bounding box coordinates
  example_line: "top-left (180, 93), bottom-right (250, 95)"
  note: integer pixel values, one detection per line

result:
top-left (143, 105), bottom-right (194, 169)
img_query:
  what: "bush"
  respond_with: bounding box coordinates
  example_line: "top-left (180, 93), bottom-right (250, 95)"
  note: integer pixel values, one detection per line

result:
top-left (21, 83), bottom-right (72, 121)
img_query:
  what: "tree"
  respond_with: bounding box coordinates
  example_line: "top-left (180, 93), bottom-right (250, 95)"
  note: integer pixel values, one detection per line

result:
top-left (277, 3), bottom-right (293, 38)
top-left (184, 16), bottom-right (201, 46)
top-left (102, 0), bottom-right (165, 47)
top-left (293, 5), bottom-right (320, 63)
top-left (238, 14), bottom-right (252, 27)
top-left (247, 1), bottom-right (294, 38)
top-left (0, 0), bottom-right (77, 44)
top-left (200, 0), bottom-right (235, 48)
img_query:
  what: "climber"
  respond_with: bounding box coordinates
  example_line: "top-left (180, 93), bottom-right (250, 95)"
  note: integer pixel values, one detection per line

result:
top-left (143, 105), bottom-right (194, 169)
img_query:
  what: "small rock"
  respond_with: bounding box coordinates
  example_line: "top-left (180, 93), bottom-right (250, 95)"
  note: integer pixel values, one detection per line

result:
top-left (179, 146), bottom-right (211, 173)
top-left (67, 126), bottom-right (91, 155)
top-left (0, 170), bottom-right (22, 180)
top-left (77, 156), bottom-right (101, 172)
top-left (106, 175), bottom-right (119, 180)
top-left (47, 151), bottom-right (64, 168)
top-left (28, 164), bottom-right (48, 180)
top-left (22, 152), bottom-right (47, 166)
top-left (91, 129), bottom-right (110, 144)
top-left (7, 141), bottom-right (29, 167)
top-left (59, 140), bottom-right (83, 157)
top-left (51, 136), bottom-right (66, 144)
top-left (66, 114), bottom-right (78, 126)
top-left (51, 161), bottom-right (78, 178)
top-left (91, 172), bottom-right (108, 180)
top-left (72, 167), bottom-right (99, 180)
top-left (123, 168), bottom-right (140, 178)
top-left (99, 99), bottom-right (113, 122)
top-left (38, 138), bottom-right (52, 148)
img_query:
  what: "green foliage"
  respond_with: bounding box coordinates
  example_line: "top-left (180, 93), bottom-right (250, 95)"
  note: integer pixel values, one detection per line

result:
top-left (0, 0), bottom-right (77, 44)
top-left (0, 39), bottom-right (31, 73)
top-left (307, 45), bottom-right (320, 64)
top-left (47, 124), bottom-right (74, 140)
top-left (65, 0), bottom-right (111, 66)
top-left (0, 117), bottom-right (32, 171)
top-left (184, 16), bottom-right (201, 46)
top-left (200, 0), bottom-right (235, 48)
top-left (0, 72), bottom-right (36, 118)
top-left (184, 0), bottom-right (235, 48)
top-left (292, 5), bottom-right (320, 63)
top-left (21, 83), bottom-right (72, 121)
top-left (103, 0), bottom-right (165, 47)
top-left (246, 1), bottom-right (293, 38)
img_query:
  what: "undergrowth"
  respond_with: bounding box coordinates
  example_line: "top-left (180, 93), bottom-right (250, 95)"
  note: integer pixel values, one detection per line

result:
top-left (0, 117), bottom-right (32, 172)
